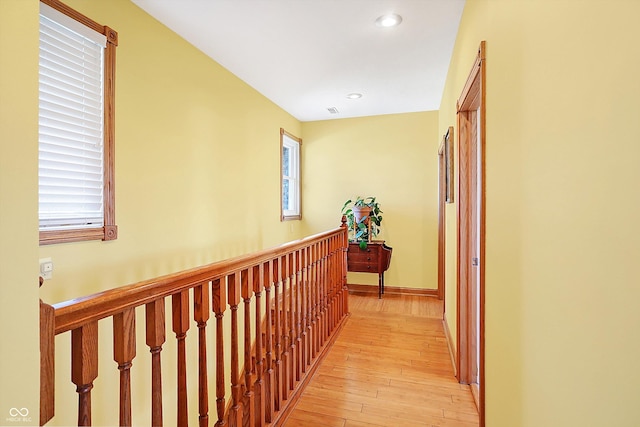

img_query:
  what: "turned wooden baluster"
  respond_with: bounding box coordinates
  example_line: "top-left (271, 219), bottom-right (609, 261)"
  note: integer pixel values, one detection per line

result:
top-left (227, 273), bottom-right (243, 427)
top-left (302, 246), bottom-right (311, 370)
top-left (317, 241), bottom-right (324, 352)
top-left (307, 244), bottom-right (315, 360)
top-left (146, 299), bottom-right (165, 427)
top-left (241, 269), bottom-right (255, 427)
top-left (341, 227), bottom-right (350, 316)
top-left (330, 239), bottom-right (337, 331)
top-left (330, 240), bottom-right (335, 329)
top-left (330, 236), bottom-right (338, 332)
top-left (194, 283), bottom-right (210, 427)
top-left (337, 234), bottom-right (345, 321)
top-left (316, 241), bottom-right (324, 349)
top-left (212, 278), bottom-right (227, 427)
top-left (337, 235), bottom-right (345, 321)
top-left (280, 254), bottom-right (291, 401)
top-left (294, 250), bottom-right (303, 382)
top-left (71, 321), bottom-right (98, 426)
top-left (272, 257), bottom-right (282, 411)
top-left (172, 290), bottom-right (190, 427)
top-left (307, 246), bottom-right (314, 368)
top-left (323, 240), bottom-right (331, 342)
top-left (288, 251), bottom-right (298, 388)
top-left (325, 240), bottom-right (334, 336)
top-left (336, 235), bottom-right (344, 323)
top-left (314, 242), bottom-right (323, 354)
top-left (329, 238), bottom-right (336, 333)
top-left (311, 243), bottom-right (320, 358)
top-left (321, 239), bottom-right (329, 345)
top-left (113, 308), bottom-right (136, 426)
top-left (252, 264), bottom-right (265, 427)
top-left (263, 261), bottom-right (275, 423)
top-left (285, 254), bottom-right (296, 396)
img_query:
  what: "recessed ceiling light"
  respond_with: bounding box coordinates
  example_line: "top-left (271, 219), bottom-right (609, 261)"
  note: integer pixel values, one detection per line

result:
top-left (375, 13), bottom-right (402, 28)
top-left (346, 93), bottom-right (362, 99)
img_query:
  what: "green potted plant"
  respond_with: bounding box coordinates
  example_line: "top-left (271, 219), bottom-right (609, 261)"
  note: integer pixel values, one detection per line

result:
top-left (341, 196), bottom-right (383, 248)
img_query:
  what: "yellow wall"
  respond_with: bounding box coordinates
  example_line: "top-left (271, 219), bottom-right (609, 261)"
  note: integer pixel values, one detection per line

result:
top-left (1, 1), bottom-right (442, 424)
top-left (0, 0), bottom-right (303, 425)
top-left (7, 0), bottom-right (640, 425)
top-left (441, 0), bottom-right (640, 425)
top-left (39, 0), bottom-right (303, 305)
top-left (0, 0), bottom-right (40, 423)
top-left (302, 112), bottom-right (439, 290)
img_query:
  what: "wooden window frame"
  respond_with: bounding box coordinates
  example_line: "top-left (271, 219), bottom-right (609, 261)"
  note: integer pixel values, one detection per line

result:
top-left (280, 128), bottom-right (302, 221)
top-left (39, 0), bottom-right (118, 245)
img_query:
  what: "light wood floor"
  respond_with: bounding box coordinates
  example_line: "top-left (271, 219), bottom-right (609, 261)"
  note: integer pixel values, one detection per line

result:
top-left (282, 292), bottom-right (479, 427)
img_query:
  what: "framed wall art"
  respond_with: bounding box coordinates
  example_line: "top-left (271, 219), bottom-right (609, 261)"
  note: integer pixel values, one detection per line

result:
top-left (443, 126), bottom-right (454, 203)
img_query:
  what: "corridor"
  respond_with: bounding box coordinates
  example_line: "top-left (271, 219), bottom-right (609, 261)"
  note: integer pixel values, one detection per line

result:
top-left (283, 293), bottom-right (479, 427)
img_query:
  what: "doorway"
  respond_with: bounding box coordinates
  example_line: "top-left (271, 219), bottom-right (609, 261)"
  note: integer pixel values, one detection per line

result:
top-left (456, 41), bottom-right (486, 426)
top-left (437, 129), bottom-right (450, 301)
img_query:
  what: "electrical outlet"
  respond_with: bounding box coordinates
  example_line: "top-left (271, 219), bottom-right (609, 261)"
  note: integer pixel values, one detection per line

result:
top-left (40, 257), bottom-right (53, 280)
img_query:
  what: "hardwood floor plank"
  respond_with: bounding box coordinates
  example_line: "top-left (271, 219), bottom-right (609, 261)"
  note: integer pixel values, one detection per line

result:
top-left (301, 385), bottom-right (382, 407)
top-left (319, 367), bottom-right (392, 387)
top-left (295, 395), bottom-right (364, 413)
top-left (361, 400), bottom-right (444, 420)
top-left (443, 409), bottom-right (483, 423)
top-left (286, 409), bottom-right (346, 427)
top-left (282, 294), bottom-right (479, 427)
top-left (304, 374), bottom-right (380, 398)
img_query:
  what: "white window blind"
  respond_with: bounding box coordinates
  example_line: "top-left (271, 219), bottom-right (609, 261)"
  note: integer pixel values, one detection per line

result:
top-left (39, 4), bottom-right (107, 231)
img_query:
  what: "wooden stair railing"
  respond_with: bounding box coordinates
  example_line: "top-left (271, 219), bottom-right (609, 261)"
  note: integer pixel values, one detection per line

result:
top-left (39, 225), bottom-right (349, 427)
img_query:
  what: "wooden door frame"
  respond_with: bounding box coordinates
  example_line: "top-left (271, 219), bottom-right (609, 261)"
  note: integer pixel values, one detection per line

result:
top-left (437, 131), bottom-right (449, 301)
top-left (456, 41), bottom-right (486, 427)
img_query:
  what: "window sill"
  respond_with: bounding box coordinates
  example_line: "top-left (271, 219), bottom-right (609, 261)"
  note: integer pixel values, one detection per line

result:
top-left (39, 225), bottom-right (117, 246)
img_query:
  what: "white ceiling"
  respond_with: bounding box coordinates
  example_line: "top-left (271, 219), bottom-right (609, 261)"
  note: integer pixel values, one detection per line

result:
top-left (131, 0), bottom-right (465, 122)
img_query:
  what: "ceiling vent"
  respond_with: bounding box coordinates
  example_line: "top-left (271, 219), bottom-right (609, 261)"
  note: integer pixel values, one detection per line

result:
top-left (327, 107), bottom-right (339, 114)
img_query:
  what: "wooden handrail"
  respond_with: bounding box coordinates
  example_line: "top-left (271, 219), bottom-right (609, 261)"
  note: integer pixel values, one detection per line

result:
top-left (53, 228), bottom-right (344, 334)
top-left (40, 225), bottom-right (350, 426)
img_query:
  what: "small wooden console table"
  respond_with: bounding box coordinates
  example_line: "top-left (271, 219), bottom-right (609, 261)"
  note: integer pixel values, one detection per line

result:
top-left (347, 240), bottom-right (393, 298)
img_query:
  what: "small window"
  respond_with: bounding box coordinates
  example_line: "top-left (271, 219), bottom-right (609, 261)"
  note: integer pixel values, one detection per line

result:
top-left (281, 129), bottom-right (301, 220)
top-left (38, 0), bottom-right (118, 245)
